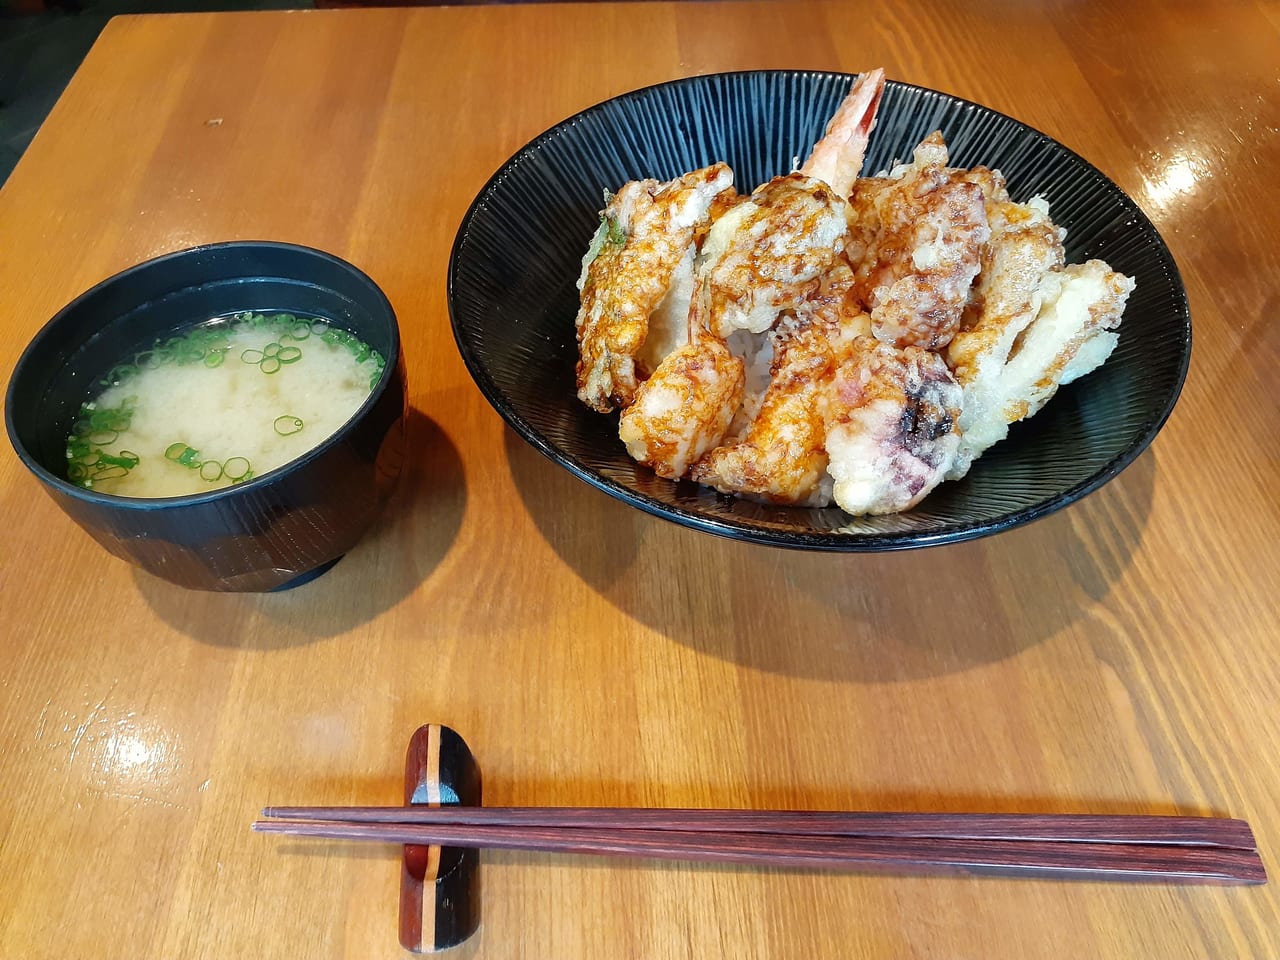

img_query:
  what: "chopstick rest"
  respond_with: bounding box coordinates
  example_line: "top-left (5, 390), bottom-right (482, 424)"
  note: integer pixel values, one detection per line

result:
top-left (398, 724), bottom-right (480, 953)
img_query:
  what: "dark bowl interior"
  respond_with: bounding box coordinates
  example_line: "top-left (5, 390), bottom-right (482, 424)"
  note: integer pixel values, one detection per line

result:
top-left (448, 70), bottom-right (1191, 550)
top-left (5, 241), bottom-right (407, 591)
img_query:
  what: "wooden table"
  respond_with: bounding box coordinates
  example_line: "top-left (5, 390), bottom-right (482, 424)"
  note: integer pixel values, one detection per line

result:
top-left (2, 3), bottom-right (1277, 957)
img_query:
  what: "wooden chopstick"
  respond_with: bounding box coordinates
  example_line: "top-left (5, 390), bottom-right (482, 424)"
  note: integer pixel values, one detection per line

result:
top-left (251, 819), bottom-right (1267, 885)
top-left (258, 806), bottom-right (1258, 850)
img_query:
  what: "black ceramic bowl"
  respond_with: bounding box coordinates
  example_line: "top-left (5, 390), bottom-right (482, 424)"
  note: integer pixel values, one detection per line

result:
top-left (5, 241), bottom-right (406, 591)
top-left (449, 70), bottom-right (1191, 551)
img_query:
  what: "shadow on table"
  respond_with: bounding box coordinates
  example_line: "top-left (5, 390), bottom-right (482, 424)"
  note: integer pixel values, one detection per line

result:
top-left (505, 426), bottom-right (1155, 683)
top-left (133, 407), bottom-right (465, 647)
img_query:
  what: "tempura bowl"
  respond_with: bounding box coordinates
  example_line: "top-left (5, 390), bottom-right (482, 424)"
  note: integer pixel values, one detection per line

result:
top-left (449, 70), bottom-right (1191, 550)
top-left (4, 241), bottom-right (407, 591)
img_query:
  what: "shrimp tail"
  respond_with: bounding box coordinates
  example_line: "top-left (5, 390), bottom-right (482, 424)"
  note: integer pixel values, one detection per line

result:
top-left (799, 68), bottom-right (886, 198)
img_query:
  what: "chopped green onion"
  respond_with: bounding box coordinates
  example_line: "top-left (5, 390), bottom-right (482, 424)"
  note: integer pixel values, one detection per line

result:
top-left (88, 408), bottom-right (130, 432)
top-left (240, 348), bottom-right (264, 364)
top-left (92, 465), bottom-right (128, 481)
top-left (273, 415), bottom-right (304, 436)
top-left (199, 460), bottom-right (224, 482)
top-left (223, 457), bottom-right (252, 481)
top-left (277, 346), bottom-right (302, 363)
top-left (87, 429), bottom-right (119, 446)
top-left (97, 452), bottom-right (139, 469)
top-left (259, 357), bottom-right (282, 375)
top-left (203, 350), bottom-right (225, 368)
top-left (164, 443), bottom-right (202, 467)
top-left (101, 363), bottom-right (139, 386)
top-left (262, 342), bottom-right (282, 359)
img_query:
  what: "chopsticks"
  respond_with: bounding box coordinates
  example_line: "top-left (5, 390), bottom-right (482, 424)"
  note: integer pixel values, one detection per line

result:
top-left (260, 805), bottom-right (1257, 847)
top-left (253, 807), bottom-right (1266, 885)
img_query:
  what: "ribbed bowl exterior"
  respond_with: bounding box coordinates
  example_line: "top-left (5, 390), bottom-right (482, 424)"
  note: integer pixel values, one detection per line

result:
top-left (449, 71), bottom-right (1190, 550)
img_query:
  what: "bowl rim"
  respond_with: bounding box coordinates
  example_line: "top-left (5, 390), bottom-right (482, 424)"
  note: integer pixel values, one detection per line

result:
top-left (4, 239), bottom-right (401, 511)
top-left (448, 68), bottom-right (1192, 551)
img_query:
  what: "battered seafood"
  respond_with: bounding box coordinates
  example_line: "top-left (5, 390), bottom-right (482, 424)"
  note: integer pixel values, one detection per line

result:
top-left (846, 132), bottom-right (990, 351)
top-left (690, 263), bottom-right (869, 507)
top-left (825, 337), bottom-right (963, 515)
top-left (615, 69), bottom-right (885, 504)
top-left (699, 174), bottom-right (851, 339)
top-left (618, 278), bottom-right (745, 480)
top-left (691, 310), bottom-right (844, 507)
top-left (697, 69), bottom-right (885, 340)
top-left (573, 69), bottom-right (1135, 516)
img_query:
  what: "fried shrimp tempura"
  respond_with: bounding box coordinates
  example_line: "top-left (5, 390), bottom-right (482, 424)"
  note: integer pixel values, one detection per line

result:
top-left (846, 132), bottom-right (990, 351)
top-left (575, 163), bottom-right (733, 413)
top-left (690, 314), bottom-right (839, 506)
top-left (691, 261), bottom-right (868, 506)
top-left (696, 70), bottom-right (885, 342)
top-left (824, 337), bottom-right (962, 516)
top-left (699, 173), bottom-right (850, 339)
top-left (618, 279), bottom-right (745, 480)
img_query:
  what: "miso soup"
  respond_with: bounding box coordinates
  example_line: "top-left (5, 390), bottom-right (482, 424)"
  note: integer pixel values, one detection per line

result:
top-left (65, 312), bottom-right (386, 497)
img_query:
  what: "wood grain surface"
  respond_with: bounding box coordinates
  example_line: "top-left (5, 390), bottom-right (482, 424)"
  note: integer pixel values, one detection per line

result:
top-left (1, 3), bottom-right (1277, 958)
